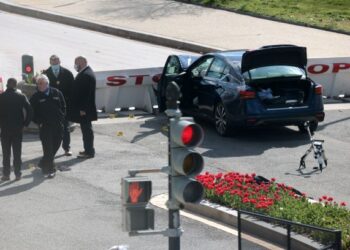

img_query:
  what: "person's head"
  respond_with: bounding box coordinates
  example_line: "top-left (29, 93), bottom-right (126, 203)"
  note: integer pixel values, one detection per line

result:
top-left (50, 55), bottom-right (60, 71)
top-left (50, 55), bottom-right (60, 66)
top-left (36, 74), bottom-right (50, 92)
top-left (6, 78), bottom-right (17, 89)
top-left (74, 56), bottom-right (87, 72)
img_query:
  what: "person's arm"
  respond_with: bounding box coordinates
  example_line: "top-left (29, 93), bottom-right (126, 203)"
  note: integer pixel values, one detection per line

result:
top-left (79, 74), bottom-right (93, 114)
top-left (58, 90), bottom-right (66, 116)
top-left (23, 95), bottom-right (33, 127)
top-left (29, 95), bottom-right (40, 124)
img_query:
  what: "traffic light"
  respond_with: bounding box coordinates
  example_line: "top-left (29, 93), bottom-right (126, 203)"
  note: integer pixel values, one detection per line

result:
top-left (21, 54), bottom-right (34, 83)
top-left (121, 176), bottom-right (154, 232)
top-left (169, 117), bottom-right (204, 205)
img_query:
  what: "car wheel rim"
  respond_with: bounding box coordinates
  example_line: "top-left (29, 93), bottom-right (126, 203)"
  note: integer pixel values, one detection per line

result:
top-left (215, 104), bottom-right (226, 134)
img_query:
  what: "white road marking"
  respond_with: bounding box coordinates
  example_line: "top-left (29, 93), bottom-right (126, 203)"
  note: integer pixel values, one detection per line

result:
top-left (324, 103), bottom-right (350, 110)
top-left (151, 194), bottom-right (283, 250)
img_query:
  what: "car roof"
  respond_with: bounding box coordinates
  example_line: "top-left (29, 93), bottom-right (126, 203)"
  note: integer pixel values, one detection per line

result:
top-left (211, 50), bottom-right (246, 63)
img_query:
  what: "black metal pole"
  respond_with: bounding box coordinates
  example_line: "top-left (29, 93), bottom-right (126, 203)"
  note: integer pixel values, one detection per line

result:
top-left (287, 224), bottom-right (291, 250)
top-left (238, 210), bottom-right (241, 250)
top-left (168, 116), bottom-right (180, 250)
top-left (335, 231), bottom-right (342, 250)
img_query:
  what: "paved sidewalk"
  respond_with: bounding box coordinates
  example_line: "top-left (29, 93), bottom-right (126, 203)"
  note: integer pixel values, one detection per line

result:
top-left (2, 0), bottom-right (350, 58)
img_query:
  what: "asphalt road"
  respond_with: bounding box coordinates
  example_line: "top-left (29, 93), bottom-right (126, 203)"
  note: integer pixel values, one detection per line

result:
top-left (1, 7), bottom-right (350, 250)
top-left (93, 107), bottom-right (350, 206)
top-left (1, 106), bottom-right (349, 249)
top-left (0, 10), bottom-right (258, 250)
top-left (0, 11), bottom-right (194, 81)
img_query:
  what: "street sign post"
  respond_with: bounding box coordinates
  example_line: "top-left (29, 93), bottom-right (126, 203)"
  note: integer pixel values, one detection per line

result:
top-left (165, 81), bottom-right (205, 250)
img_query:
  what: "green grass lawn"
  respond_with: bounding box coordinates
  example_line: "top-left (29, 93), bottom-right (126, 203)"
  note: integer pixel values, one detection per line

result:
top-left (183, 0), bottom-right (350, 33)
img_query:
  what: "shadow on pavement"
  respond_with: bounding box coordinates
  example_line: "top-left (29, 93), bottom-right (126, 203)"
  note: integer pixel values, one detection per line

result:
top-left (130, 116), bottom-right (168, 143)
top-left (94, 1), bottom-right (202, 21)
top-left (317, 116), bottom-right (350, 131)
top-left (200, 123), bottom-right (310, 158)
top-left (0, 168), bottom-right (45, 197)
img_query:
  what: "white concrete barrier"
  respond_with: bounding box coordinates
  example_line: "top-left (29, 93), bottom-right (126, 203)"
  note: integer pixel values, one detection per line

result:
top-left (93, 58), bottom-right (350, 114)
top-left (0, 76), bottom-right (4, 93)
top-left (307, 58), bottom-right (350, 97)
top-left (95, 68), bottom-right (162, 113)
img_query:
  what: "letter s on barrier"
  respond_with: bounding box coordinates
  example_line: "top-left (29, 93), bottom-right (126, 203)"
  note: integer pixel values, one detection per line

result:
top-left (332, 63), bottom-right (350, 73)
top-left (106, 76), bottom-right (127, 86)
top-left (307, 64), bottom-right (329, 74)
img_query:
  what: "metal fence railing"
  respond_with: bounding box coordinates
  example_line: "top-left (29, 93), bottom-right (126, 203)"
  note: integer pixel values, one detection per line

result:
top-left (237, 210), bottom-right (342, 250)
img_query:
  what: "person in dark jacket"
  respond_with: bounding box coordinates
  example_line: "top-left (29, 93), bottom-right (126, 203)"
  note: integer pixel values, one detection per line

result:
top-left (30, 74), bottom-right (65, 178)
top-left (43, 55), bottom-right (74, 156)
top-left (0, 78), bottom-right (33, 181)
top-left (70, 56), bottom-right (97, 158)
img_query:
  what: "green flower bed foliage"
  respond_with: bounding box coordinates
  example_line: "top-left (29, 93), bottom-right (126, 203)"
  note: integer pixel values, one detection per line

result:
top-left (183, 0), bottom-right (350, 34)
top-left (196, 172), bottom-right (350, 249)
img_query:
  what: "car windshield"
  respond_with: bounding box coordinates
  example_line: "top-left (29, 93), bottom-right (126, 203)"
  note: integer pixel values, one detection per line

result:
top-left (243, 65), bottom-right (305, 80)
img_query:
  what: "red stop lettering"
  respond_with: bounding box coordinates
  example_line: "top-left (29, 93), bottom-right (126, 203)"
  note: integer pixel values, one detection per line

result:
top-left (130, 75), bottom-right (149, 85)
top-left (308, 64), bottom-right (329, 74)
top-left (332, 63), bottom-right (350, 73)
top-left (152, 74), bottom-right (162, 83)
top-left (106, 76), bottom-right (127, 86)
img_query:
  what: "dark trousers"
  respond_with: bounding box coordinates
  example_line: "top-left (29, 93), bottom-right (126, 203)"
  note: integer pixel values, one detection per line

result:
top-left (62, 118), bottom-right (70, 151)
top-left (39, 124), bottom-right (63, 174)
top-left (1, 128), bottom-right (23, 177)
top-left (80, 121), bottom-right (95, 156)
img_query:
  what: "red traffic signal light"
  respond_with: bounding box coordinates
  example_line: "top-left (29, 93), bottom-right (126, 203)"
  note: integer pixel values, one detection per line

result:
top-left (171, 119), bottom-right (203, 147)
top-left (25, 64), bottom-right (33, 73)
top-left (170, 117), bottom-right (205, 205)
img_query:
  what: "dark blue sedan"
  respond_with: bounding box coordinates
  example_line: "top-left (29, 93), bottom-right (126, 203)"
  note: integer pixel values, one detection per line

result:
top-left (157, 45), bottom-right (325, 136)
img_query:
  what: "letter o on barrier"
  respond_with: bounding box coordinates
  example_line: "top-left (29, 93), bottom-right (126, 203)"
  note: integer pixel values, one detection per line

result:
top-left (308, 64), bottom-right (329, 74)
top-left (152, 74), bottom-right (162, 83)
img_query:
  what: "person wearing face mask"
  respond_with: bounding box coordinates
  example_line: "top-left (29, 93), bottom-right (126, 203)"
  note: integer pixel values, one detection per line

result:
top-left (70, 56), bottom-right (97, 159)
top-left (30, 75), bottom-right (66, 178)
top-left (43, 55), bottom-right (74, 157)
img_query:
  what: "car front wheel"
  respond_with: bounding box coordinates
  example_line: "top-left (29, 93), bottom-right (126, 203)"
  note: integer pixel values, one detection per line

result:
top-left (214, 103), bottom-right (231, 136)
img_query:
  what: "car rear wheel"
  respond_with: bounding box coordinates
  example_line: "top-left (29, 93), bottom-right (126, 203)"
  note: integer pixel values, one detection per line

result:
top-left (214, 103), bottom-right (231, 136)
top-left (298, 121), bottom-right (318, 135)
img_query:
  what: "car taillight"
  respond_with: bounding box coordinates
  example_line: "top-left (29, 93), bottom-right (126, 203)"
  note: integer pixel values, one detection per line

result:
top-left (239, 90), bottom-right (256, 99)
top-left (315, 85), bottom-right (323, 95)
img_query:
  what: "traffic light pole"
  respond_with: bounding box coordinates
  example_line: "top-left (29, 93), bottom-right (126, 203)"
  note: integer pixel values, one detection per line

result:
top-left (168, 117), bottom-right (181, 250)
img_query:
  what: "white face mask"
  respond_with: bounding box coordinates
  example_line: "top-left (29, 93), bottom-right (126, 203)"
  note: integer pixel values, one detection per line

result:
top-left (51, 64), bottom-right (60, 71)
top-left (74, 64), bottom-right (80, 72)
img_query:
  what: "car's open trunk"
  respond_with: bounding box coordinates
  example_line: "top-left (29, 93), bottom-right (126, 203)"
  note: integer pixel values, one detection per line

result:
top-left (250, 78), bottom-right (312, 108)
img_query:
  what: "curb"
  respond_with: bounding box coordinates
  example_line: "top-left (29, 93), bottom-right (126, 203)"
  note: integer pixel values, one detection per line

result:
top-left (0, 1), bottom-right (222, 54)
top-left (184, 201), bottom-right (323, 250)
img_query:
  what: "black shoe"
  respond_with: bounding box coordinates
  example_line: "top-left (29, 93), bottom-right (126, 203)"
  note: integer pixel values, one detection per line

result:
top-left (77, 153), bottom-right (94, 159)
top-left (15, 175), bottom-right (21, 181)
top-left (1, 175), bottom-right (10, 181)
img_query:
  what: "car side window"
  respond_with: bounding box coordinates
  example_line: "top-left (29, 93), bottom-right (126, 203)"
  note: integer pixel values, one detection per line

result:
top-left (165, 57), bottom-right (181, 75)
top-left (207, 58), bottom-right (227, 79)
top-left (190, 57), bottom-right (214, 77)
